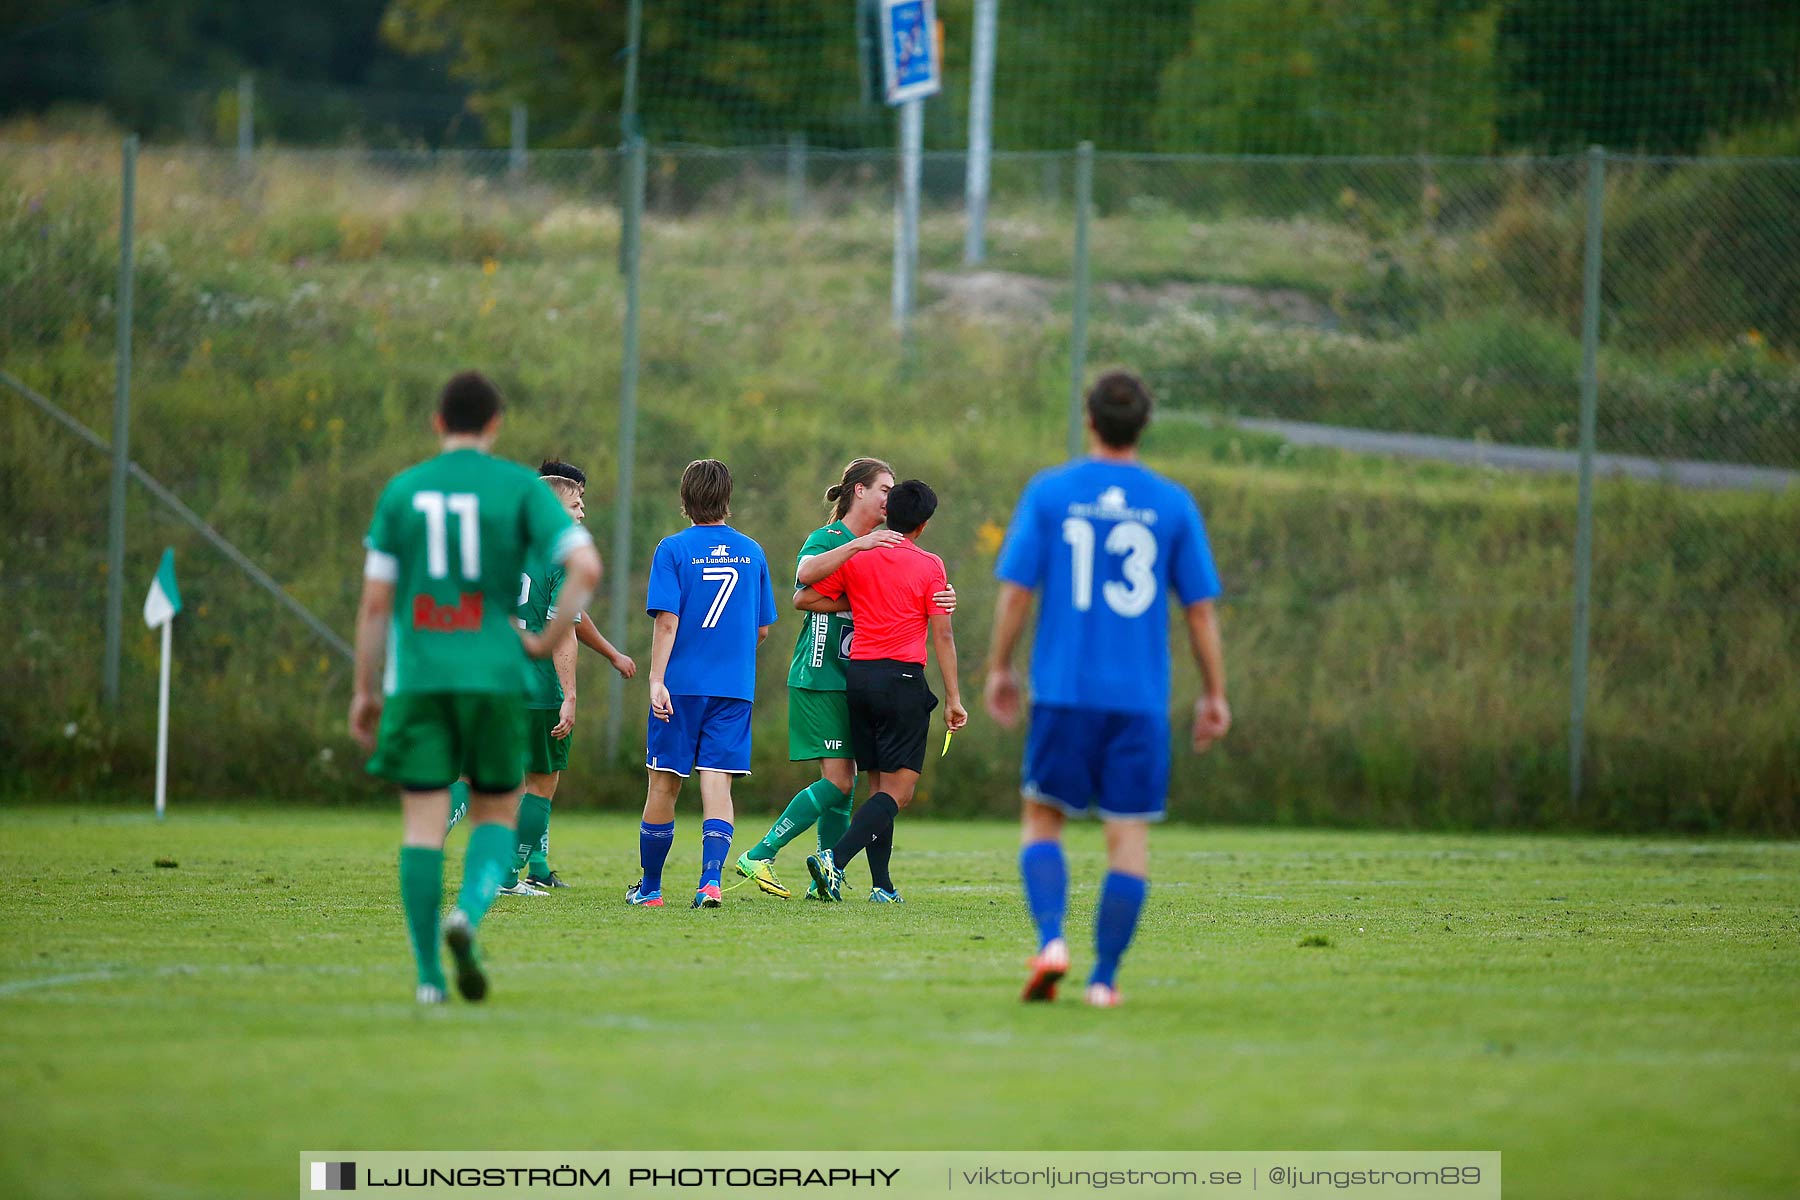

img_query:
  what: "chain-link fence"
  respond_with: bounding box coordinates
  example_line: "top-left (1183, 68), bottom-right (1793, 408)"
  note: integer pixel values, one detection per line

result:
top-left (3, 139), bottom-right (1794, 828)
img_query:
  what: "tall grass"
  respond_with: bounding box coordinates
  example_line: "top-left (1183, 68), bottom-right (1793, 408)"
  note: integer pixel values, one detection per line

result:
top-left (2, 142), bottom-right (1794, 830)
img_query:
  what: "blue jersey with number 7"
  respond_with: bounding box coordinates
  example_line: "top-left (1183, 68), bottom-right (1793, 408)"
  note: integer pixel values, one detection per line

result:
top-left (995, 460), bottom-right (1221, 716)
top-left (645, 524), bottom-right (776, 701)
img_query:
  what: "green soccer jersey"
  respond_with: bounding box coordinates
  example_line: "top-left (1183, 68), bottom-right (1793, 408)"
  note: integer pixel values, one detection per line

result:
top-left (516, 556), bottom-right (566, 710)
top-left (515, 555), bottom-right (587, 710)
top-left (364, 447), bottom-right (590, 697)
top-left (786, 521), bottom-right (855, 692)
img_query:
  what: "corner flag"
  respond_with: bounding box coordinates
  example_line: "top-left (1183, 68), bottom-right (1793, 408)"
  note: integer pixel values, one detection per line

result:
top-left (143, 548), bottom-right (182, 629)
top-left (142, 548), bottom-right (180, 818)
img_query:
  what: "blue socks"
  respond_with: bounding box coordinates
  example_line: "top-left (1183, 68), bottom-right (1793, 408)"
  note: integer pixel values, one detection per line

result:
top-left (639, 820), bottom-right (675, 893)
top-left (700, 819), bottom-right (734, 890)
top-left (1091, 871), bottom-right (1149, 988)
top-left (1019, 841), bottom-right (1068, 949)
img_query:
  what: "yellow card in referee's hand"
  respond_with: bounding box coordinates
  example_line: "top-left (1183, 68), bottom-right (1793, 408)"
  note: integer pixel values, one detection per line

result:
top-left (942, 729), bottom-right (955, 757)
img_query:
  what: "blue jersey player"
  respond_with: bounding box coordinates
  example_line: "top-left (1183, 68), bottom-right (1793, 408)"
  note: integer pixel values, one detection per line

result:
top-left (984, 370), bottom-right (1232, 1007)
top-left (629, 459), bottom-right (778, 909)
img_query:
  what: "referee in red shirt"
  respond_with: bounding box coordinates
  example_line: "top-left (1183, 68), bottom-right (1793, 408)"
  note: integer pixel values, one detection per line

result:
top-left (796, 480), bottom-right (968, 901)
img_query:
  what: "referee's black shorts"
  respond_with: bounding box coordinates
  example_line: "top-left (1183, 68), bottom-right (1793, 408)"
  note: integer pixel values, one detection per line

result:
top-left (844, 657), bottom-right (939, 774)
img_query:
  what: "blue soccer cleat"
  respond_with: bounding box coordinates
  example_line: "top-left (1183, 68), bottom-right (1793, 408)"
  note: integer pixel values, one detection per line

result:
top-left (805, 850), bottom-right (843, 902)
top-left (624, 879), bottom-right (665, 907)
top-left (868, 887), bottom-right (904, 904)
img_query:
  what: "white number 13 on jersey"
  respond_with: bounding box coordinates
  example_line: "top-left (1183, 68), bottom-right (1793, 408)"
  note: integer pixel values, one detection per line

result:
top-left (1062, 517), bottom-right (1157, 617)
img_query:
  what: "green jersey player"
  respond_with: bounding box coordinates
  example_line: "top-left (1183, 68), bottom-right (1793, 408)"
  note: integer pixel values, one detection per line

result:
top-left (735, 458), bottom-right (955, 899)
top-left (349, 371), bottom-right (600, 1004)
top-left (499, 459), bottom-right (636, 894)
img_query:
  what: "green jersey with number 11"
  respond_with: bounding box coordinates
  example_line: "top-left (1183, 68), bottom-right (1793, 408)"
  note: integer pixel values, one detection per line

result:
top-left (363, 448), bottom-right (590, 696)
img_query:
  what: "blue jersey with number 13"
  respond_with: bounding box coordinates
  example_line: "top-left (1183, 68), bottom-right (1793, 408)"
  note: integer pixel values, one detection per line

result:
top-left (995, 460), bottom-right (1220, 716)
top-left (645, 524), bottom-right (776, 702)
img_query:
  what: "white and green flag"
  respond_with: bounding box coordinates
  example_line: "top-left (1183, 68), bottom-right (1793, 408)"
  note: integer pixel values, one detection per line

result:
top-left (143, 548), bottom-right (181, 818)
top-left (143, 548), bottom-right (182, 629)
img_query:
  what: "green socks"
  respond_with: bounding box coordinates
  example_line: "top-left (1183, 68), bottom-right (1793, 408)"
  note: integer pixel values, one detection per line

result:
top-left (446, 780), bottom-right (470, 832)
top-left (513, 793), bottom-right (552, 874)
top-left (526, 798), bottom-right (552, 876)
top-left (399, 846), bottom-right (446, 989)
top-left (454, 822), bottom-right (514, 928)
top-left (750, 778), bottom-right (850, 862)
top-left (816, 780), bottom-right (854, 855)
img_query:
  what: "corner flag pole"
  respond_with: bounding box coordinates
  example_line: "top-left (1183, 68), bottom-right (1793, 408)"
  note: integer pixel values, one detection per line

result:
top-left (142, 547), bottom-right (182, 819)
top-left (156, 617), bottom-right (172, 820)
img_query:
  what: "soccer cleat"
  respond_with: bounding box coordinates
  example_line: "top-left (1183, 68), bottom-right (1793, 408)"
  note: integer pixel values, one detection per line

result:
top-left (525, 870), bottom-right (571, 890)
top-left (805, 850), bottom-right (843, 902)
top-left (1021, 938), bottom-right (1070, 1003)
top-left (803, 880), bottom-right (822, 900)
top-left (735, 852), bottom-right (791, 899)
top-left (441, 910), bottom-right (488, 1002)
top-left (1083, 982), bottom-right (1121, 1008)
top-left (415, 983), bottom-right (447, 1006)
top-left (868, 887), bottom-right (905, 904)
top-left (497, 880), bottom-right (548, 897)
top-left (624, 880), bottom-right (664, 907)
top-left (692, 883), bottom-right (724, 909)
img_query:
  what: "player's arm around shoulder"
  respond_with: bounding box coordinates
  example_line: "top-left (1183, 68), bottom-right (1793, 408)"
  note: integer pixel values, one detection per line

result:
top-left (795, 527), bottom-right (904, 586)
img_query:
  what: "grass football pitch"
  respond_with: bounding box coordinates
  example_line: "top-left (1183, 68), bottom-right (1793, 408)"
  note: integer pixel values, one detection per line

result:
top-left (1, 806), bottom-right (1795, 1199)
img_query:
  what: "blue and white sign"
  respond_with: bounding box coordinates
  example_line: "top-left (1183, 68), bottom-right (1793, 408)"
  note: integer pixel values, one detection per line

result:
top-left (880, 0), bottom-right (940, 106)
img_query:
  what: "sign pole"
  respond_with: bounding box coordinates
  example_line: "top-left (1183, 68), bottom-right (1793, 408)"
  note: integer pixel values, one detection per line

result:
top-left (895, 99), bottom-right (923, 331)
top-left (877, 0), bottom-right (941, 333)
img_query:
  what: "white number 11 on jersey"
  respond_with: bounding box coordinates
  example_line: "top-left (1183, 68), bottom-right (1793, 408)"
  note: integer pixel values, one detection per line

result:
top-left (414, 491), bottom-right (481, 580)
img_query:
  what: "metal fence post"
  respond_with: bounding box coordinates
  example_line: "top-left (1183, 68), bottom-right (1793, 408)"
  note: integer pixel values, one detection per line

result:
top-left (786, 132), bottom-right (807, 221)
top-left (236, 75), bottom-right (253, 167)
top-left (606, 137), bottom-right (647, 762)
top-left (963, 0), bottom-right (998, 265)
top-left (104, 134), bottom-right (138, 711)
top-left (1067, 141), bottom-right (1093, 458)
top-left (509, 104), bottom-right (528, 180)
top-left (621, 0), bottom-right (643, 141)
top-left (1569, 144), bottom-right (1607, 812)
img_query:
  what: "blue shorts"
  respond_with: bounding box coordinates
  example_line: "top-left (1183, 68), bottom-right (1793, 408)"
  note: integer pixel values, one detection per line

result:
top-left (646, 696), bottom-right (753, 777)
top-left (1021, 704), bottom-right (1170, 822)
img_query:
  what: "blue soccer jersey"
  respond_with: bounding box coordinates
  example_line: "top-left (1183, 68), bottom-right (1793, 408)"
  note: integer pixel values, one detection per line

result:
top-left (995, 459), bottom-right (1221, 716)
top-left (645, 524), bottom-right (777, 701)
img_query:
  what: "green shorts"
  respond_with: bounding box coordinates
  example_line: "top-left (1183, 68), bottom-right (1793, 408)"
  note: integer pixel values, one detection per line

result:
top-left (367, 692), bottom-right (527, 793)
top-left (788, 686), bottom-right (852, 762)
top-left (524, 707), bottom-right (572, 776)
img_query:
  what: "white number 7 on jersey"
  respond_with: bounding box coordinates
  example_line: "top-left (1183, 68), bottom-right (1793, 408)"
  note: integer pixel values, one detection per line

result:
top-left (701, 566), bottom-right (739, 629)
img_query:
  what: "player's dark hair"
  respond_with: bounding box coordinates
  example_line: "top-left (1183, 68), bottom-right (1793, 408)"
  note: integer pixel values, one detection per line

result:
top-left (885, 479), bottom-right (937, 535)
top-left (680, 459), bottom-right (733, 524)
top-left (1085, 369), bottom-right (1154, 448)
top-left (539, 459), bottom-right (587, 488)
top-left (824, 457), bottom-right (894, 519)
top-left (438, 370), bottom-right (503, 433)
